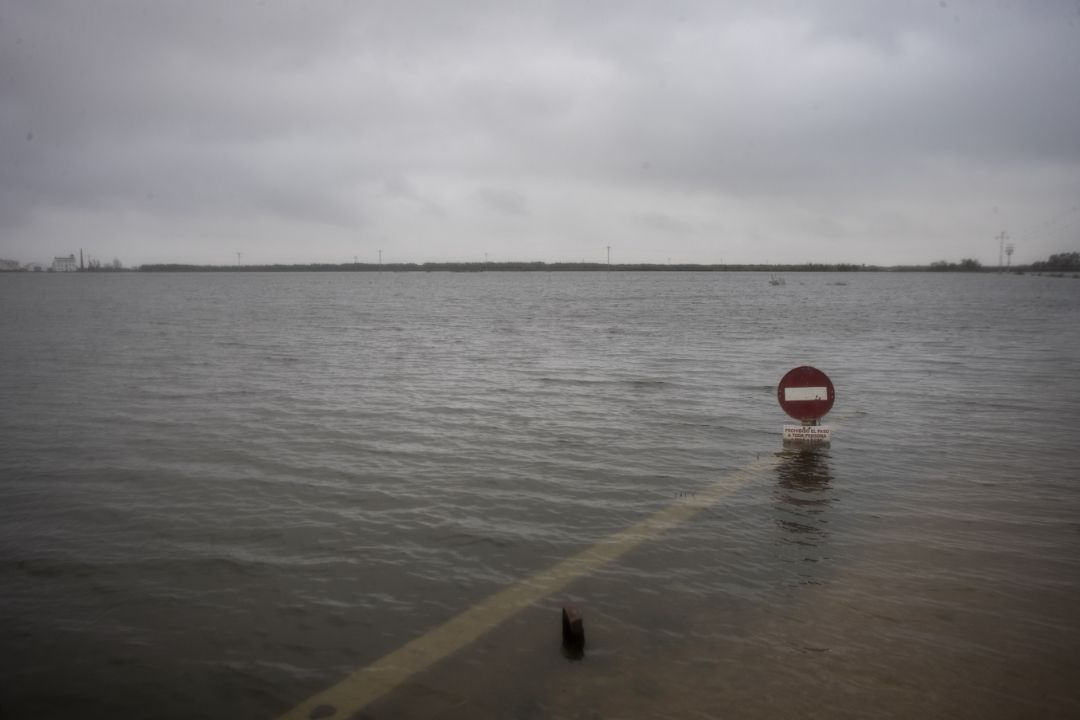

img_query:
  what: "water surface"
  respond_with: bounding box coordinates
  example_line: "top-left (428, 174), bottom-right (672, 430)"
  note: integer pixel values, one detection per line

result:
top-left (1, 271), bottom-right (1078, 718)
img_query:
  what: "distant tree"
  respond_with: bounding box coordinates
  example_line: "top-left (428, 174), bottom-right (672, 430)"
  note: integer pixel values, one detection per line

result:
top-left (1032, 251), bottom-right (1080, 272)
top-left (928, 259), bottom-right (980, 271)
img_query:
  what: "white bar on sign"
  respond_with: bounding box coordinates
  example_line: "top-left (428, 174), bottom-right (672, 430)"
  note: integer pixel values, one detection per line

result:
top-left (784, 386), bottom-right (828, 402)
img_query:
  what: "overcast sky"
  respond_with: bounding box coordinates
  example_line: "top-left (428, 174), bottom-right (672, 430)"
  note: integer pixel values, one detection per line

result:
top-left (2, 1), bottom-right (1079, 267)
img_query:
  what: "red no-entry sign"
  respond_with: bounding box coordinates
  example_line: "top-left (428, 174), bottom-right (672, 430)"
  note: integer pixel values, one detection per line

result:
top-left (777, 366), bottom-right (835, 422)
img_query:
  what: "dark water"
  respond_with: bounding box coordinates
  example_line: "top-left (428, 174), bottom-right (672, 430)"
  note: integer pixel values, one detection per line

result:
top-left (1, 271), bottom-right (1078, 719)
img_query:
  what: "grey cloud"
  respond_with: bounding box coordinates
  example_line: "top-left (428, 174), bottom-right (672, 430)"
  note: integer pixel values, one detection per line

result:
top-left (478, 188), bottom-right (528, 216)
top-left (2, 0), bottom-right (1078, 265)
top-left (632, 211), bottom-right (694, 235)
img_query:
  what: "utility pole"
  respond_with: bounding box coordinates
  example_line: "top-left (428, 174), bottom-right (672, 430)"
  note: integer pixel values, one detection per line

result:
top-left (607, 245), bottom-right (611, 269)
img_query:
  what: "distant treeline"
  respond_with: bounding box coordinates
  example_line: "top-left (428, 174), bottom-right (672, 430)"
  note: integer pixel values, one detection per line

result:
top-left (1030, 252), bottom-right (1080, 272)
top-left (138, 261), bottom-right (872, 273)
top-left (926, 258), bottom-right (983, 272)
top-left (133, 252), bottom-right (1078, 273)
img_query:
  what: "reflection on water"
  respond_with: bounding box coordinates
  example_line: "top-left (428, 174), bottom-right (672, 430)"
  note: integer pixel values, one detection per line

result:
top-left (774, 447), bottom-right (835, 580)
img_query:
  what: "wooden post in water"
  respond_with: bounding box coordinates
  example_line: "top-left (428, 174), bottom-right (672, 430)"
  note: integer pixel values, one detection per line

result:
top-left (561, 606), bottom-right (585, 659)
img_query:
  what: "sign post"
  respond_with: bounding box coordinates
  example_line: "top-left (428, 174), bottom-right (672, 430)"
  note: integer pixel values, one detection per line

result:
top-left (777, 366), bottom-right (835, 443)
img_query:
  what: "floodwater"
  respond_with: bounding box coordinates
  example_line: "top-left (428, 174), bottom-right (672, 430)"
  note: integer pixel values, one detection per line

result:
top-left (1, 271), bottom-right (1078, 719)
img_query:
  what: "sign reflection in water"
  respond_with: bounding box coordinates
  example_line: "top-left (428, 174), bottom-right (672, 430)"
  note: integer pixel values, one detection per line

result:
top-left (774, 448), bottom-right (836, 579)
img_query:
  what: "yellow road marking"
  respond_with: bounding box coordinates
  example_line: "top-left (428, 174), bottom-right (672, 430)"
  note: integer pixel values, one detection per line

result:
top-left (278, 454), bottom-right (781, 719)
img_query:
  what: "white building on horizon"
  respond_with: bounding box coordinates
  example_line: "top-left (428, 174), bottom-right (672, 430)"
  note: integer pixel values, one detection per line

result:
top-left (52, 255), bottom-right (77, 272)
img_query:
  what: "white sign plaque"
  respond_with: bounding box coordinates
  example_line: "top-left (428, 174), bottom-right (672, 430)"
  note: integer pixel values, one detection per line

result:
top-left (782, 425), bottom-right (832, 443)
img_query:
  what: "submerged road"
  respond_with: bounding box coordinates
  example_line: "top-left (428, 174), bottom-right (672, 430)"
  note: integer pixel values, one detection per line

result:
top-left (278, 453), bottom-right (783, 719)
